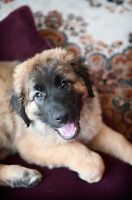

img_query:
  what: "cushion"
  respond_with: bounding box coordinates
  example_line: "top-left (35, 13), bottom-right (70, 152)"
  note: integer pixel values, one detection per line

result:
top-left (1, 153), bottom-right (132, 200)
top-left (0, 6), bottom-right (52, 61)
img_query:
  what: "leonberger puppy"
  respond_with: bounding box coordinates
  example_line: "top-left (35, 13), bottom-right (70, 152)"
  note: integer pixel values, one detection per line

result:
top-left (0, 48), bottom-right (132, 188)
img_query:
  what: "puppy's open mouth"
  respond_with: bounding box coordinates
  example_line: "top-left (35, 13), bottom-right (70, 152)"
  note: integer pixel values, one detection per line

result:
top-left (56, 122), bottom-right (79, 140)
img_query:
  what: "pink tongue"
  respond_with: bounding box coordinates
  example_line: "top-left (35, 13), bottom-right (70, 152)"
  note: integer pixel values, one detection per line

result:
top-left (58, 123), bottom-right (76, 136)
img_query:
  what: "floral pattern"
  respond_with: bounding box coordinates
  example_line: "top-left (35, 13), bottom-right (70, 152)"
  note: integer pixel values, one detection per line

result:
top-left (1, 0), bottom-right (14, 3)
top-left (44, 11), bottom-right (63, 29)
top-left (88, 48), bottom-right (132, 139)
top-left (63, 14), bottom-right (88, 36)
top-left (80, 34), bottom-right (123, 56)
top-left (34, 9), bottom-right (131, 56)
top-left (85, 0), bottom-right (131, 13)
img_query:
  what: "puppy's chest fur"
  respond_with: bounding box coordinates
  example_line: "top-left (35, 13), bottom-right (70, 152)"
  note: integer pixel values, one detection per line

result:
top-left (77, 95), bottom-right (102, 144)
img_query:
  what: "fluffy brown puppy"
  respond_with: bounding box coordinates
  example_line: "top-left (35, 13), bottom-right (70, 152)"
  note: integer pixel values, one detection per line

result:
top-left (0, 48), bottom-right (132, 188)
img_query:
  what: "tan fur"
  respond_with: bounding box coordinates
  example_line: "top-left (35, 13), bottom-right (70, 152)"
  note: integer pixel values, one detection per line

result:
top-left (0, 48), bottom-right (132, 188)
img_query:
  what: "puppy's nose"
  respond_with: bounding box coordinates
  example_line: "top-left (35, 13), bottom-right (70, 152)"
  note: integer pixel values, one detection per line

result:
top-left (53, 111), bottom-right (69, 124)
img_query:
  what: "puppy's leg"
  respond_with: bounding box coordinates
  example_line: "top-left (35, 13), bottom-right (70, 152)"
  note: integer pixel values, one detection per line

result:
top-left (0, 164), bottom-right (42, 188)
top-left (89, 123), bottom-right (132, 165)
top-left (16, 137), bottom-right (105, 183)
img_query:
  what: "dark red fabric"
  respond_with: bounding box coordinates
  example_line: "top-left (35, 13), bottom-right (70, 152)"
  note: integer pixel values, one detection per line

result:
top-left (0, 6), bottom-right (132, 200)
top-left (0, 6), bottom-right (52, 61)
top-left (1, 153), bottom-right (132, 200)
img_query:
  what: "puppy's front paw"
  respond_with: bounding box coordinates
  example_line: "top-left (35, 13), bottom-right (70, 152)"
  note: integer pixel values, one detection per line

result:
top-left (78, 154), bottom-right (105, 183)
top-left (1, 165), bottom-right (42, 188)
top-left (18, 168), bottom-right (42, 188)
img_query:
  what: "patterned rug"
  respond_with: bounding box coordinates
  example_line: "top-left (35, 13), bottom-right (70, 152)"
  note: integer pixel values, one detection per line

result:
top-left (0, 0), bottom-right (132, 140)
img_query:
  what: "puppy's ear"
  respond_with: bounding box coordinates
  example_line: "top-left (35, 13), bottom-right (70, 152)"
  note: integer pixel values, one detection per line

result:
top-left (10, 90), bottom-right (31, 127)
top-left (70, 59), bottom-right (94, 98)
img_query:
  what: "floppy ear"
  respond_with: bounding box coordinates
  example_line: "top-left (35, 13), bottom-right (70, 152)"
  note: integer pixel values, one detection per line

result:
top-left (10, 90), bottom-right (31, 127)
top-left (70, 59), bottom-right (94, 98)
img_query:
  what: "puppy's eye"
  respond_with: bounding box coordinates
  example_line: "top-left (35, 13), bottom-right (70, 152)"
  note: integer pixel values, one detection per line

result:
top-left (35, 92), bottom-right (43, 98)
top-left (61, 80), bottom-right (68, 89)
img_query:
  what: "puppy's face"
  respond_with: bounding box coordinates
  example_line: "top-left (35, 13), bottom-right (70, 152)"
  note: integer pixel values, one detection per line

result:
top-left (11, 48), bottom-right (94, 140)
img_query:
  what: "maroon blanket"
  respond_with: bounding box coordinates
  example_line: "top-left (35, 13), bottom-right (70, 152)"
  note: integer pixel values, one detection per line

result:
top-left (0, 6), bottom-right (52, 61)
top-left (0, 6), bottom-right (132, 200)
